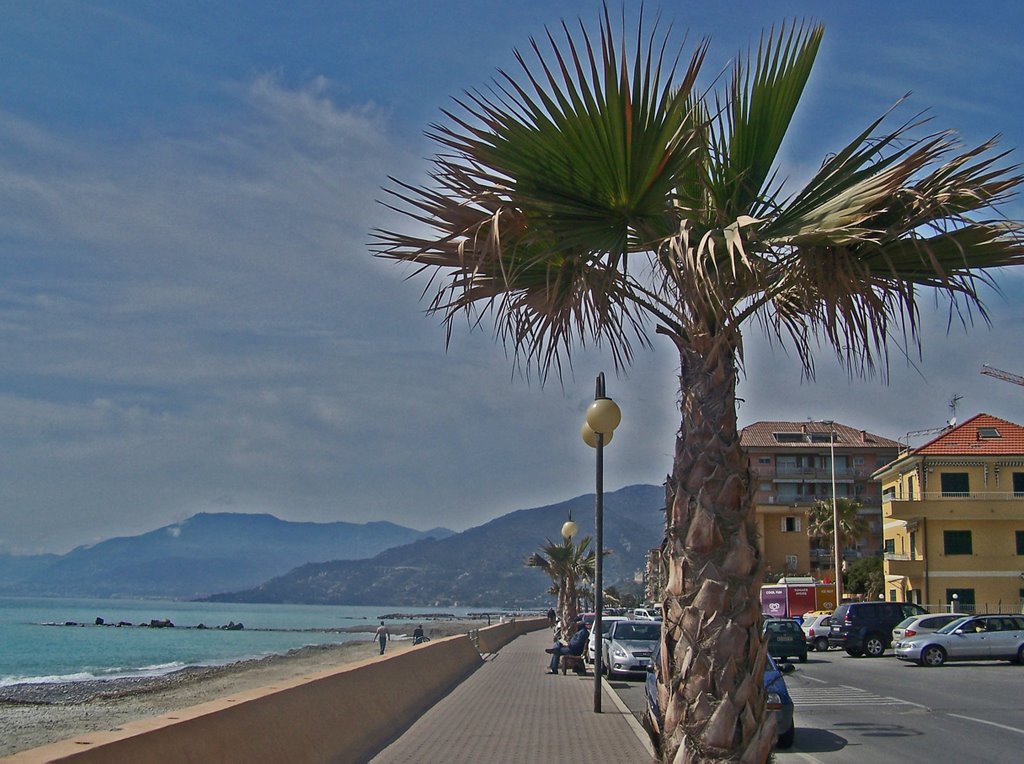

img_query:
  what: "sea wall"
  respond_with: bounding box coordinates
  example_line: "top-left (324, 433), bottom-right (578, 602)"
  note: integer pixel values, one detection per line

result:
top-left (5, 617), bottom-right (550, 764)
top-left (4, 634), bottom-right (482, 764)
top-left (476, 615), bottom-right (548, 653)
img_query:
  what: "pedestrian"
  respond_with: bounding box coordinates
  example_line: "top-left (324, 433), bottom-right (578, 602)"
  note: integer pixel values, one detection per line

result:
top-left (374, 621), bottom-right (390, 654)
top-left (547, 607), bottom-right (556, 627)
top-left (413, 624), bottom-right (425, 644)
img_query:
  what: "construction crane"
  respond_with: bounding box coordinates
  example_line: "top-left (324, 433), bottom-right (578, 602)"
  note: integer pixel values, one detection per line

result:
top-left (981, 364), bottom-right (1024, 387)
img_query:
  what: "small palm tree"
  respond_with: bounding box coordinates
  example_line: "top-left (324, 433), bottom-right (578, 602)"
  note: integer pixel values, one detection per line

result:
top-left (378, 9), bottom-right (1024, 762)
top-left (526, 536), bottom-right (596, 630)
top-left (807, 497), bottom-right (869, 559)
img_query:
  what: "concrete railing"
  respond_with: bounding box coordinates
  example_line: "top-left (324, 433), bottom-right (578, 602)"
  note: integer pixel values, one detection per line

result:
top-left (474, 616), bottom-right (549, 654)
top-left (5, 634), bottom-right (484, 764)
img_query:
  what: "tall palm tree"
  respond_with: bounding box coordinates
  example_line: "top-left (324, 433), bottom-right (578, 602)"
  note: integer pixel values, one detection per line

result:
top-left (526, 536), bottom-right (596, 630)
top-left (376, 10), bottom-right (1024, 762)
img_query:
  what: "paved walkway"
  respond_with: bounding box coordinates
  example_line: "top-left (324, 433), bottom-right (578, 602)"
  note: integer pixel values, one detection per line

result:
top-left (370, 628), bottom-right (654, 763)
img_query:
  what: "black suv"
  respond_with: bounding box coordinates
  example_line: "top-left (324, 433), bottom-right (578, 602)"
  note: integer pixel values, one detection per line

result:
top-left (828, 601), bottom-right (928, 657)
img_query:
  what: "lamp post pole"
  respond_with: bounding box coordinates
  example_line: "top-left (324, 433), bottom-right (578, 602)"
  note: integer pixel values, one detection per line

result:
top-left (829, 422), bottom-right (844, 605)
top-left (582, 372), bottom-right (620, 714)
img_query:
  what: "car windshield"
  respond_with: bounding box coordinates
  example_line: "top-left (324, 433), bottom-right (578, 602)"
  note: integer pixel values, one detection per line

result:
top-left (613, 623), bottom-right (660, 640)
top-left (935, 617), bottom-right (971, 634)
top-left (894, 616), bottom-right (915, 629)
top-left (765, 620), bottom-right (800, 634)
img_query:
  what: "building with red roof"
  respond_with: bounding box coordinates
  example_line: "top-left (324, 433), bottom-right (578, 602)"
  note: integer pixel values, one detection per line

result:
top-left (876, 413), bottom-right (1024, 612)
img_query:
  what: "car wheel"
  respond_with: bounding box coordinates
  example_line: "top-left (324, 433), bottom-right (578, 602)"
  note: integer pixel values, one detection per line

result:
top-left (777, 725), bottom-right (795, 749)
top-left (814, 637), bottom-right (829, 652)
top-left (922, 645), bottom-right (946, 667)
top-left (1015, 645), bottom-right (1024, 665)
top-left (845, 647), bottom-right (863, 657)
top-left (864, 634), bottom-right (886, 658)
top-left (798, 653), bottom-right (807, 663)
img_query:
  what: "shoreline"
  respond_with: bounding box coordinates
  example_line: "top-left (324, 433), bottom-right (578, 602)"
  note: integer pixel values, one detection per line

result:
top-left (0, 618), bottom-right (479, 757)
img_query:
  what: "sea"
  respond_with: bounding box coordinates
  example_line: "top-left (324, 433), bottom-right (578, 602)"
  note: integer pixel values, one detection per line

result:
top-left (0, 596), bottom-right (501, 688)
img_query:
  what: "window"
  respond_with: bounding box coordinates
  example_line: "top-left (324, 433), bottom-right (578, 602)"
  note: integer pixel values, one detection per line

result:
top-left (978, 427), bottom-right (1001, 439)
top-left (940, 472), bottom-right (970, 497)
top-left (884, 538), bottom-right (896, 555)
top-left (758, 457), bottom-right (771, 464)
top-left (1016, 531), bottom-right (1024, 556)
top-left (785, 555), bottom-right (798, 571)
top-left (781, 516), bottom-right (801, 533)
top-left (773, 433), bottom-right (805, 443)
top-left (1014, 473), bottom-right (1024, 497)
top-left (946, 588), bottom-right (975, 611)
top-left (853, 456), bottom-right (865, 467)
top-left (944, 530), bottom-right (972, 555)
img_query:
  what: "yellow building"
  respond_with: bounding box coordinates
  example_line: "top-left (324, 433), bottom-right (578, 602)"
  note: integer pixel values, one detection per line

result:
top-left (742, 421), bottom-right (899, 581)
top-left (877, 413), bottom-right (1024, 612)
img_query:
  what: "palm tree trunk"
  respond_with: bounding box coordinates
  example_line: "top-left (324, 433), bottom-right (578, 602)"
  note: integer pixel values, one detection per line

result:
top-left (656, 334), bottom-right (774, 763)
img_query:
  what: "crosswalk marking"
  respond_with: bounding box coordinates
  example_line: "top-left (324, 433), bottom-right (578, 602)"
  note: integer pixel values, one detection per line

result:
top-left (788, 685), bottom-right (916, 707)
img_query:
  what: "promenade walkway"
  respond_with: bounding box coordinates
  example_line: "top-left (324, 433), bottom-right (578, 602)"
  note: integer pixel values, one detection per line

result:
top-left (370, 627), bottom-right (654, 763)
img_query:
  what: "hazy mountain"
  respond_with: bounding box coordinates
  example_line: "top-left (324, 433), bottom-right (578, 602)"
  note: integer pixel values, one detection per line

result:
top-left (0, 514), bottom-right (453, 599)
top-left (207, 484), bottom-right (666, 607)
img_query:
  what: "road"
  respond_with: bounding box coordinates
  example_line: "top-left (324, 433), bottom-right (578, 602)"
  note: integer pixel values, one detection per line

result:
top-left (608, 648), bottom-right (1024, 762)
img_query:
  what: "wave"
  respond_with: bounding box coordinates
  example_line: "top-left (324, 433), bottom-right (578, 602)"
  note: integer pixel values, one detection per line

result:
top-left (0, 661), bottom-right (190, 687)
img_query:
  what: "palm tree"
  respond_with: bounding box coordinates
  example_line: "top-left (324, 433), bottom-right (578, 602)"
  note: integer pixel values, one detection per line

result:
top-left (807, 497), bottom-right (869, 562)
top-left (376, 10), bottom-right (1024, 762)
top-left (526, 536), bottom-right (596, 630)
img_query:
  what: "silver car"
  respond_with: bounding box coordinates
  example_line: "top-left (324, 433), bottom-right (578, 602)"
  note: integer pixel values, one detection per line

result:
top-left (602, 619), bottom-right (660, 677)
top-left (894, 614), bottom-right (1024, 666)
top-left (587, 616), bottom-right (627, 663)
top-left (891, 612), bottom-right (965, 645)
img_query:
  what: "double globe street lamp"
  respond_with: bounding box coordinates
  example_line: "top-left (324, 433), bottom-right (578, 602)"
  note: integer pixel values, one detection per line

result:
top-left (581, 372), bottom-right (621, 713)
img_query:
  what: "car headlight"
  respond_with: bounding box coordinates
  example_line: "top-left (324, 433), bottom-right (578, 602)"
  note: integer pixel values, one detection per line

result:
top-left (613, 646), bottom-right (629, 659)
top-left (766, 692), bottom-right (782, 709)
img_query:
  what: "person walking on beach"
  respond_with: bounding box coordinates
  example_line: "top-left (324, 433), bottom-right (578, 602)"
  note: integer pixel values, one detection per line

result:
top-left (374, 621), bottom-right (390, 654)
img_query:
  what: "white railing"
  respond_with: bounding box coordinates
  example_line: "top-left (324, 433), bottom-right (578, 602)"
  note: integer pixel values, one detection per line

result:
top-left (888, 492), bottom-right (1024, 502)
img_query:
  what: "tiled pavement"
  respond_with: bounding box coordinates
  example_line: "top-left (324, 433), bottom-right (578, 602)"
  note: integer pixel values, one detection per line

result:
top-left (370, 628), bottom-right (654, 763)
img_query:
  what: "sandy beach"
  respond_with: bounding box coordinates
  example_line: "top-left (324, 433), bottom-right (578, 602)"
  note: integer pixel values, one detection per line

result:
top-left (0, 619), bottom-right (479, 757)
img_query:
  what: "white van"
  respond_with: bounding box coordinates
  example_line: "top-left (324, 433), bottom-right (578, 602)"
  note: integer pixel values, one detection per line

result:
top-left (632, 606), bottom-right (662, 621)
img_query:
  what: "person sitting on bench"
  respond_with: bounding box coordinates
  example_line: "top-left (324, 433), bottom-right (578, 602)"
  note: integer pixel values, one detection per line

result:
top-left (545, 618), bottom-right (589, 674)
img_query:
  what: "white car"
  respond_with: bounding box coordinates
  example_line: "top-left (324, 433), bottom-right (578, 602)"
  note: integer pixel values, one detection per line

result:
top-left (894, 614), bottom-right (1024, 666)
top-left (632, 606), bottom-right (662, 621)
top-left (587, 616), bottom-right (627, 663)
top-left (602, 619), bottom-right (661, 677)
top-left (801, 613), bottom-right (832, 652)
top-left (891, 612), bottom-right (966, 644)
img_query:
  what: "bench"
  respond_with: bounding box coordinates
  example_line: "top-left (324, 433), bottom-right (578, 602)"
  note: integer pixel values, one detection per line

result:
top-left (560, 654), bottom-right (587, 675)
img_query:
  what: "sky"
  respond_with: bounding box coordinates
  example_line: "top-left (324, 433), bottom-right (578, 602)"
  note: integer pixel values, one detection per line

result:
top-left (2, 1), bottom-right (1023, 555)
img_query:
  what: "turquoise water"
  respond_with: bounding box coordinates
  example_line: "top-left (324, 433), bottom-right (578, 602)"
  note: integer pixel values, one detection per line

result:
top-left (0, 597), bottom-right (486, 686)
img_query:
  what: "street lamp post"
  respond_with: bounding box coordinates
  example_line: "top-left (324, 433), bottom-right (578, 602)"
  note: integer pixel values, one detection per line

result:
top-left (827, 422), bottom-right (844, 605)
top-left (582, 372), bottom-right (621, 714)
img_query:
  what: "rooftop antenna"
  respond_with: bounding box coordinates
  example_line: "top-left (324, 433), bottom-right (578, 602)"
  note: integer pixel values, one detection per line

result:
top-left (947, 394), bottom-right (962, 427)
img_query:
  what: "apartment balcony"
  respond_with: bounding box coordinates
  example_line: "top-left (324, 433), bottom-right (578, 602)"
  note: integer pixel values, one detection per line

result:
top-left (771, 466), bottom-right (867, 481)
top-left (884, 493), bottom-right (1024, 521)
top-left (884, 553), bottom-right (925, 577)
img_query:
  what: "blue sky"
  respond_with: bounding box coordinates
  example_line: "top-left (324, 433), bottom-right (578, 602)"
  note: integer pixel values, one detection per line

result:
top-left (2, 1), bottom-right (1023, 554)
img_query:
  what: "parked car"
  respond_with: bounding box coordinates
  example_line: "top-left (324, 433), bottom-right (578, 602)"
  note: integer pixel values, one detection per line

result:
top-left (801, 613), bottom-right (832, 652)
top-left (587, 615), bottom-right (628, 663)
top-left (828, 601), bottom-right (928, 657)
top-left (894, 614), bottom-right (1024, 667)
top-left (891, 613), bottom-right (966, 644)
top-left (763, 617), bottom-right (808, 663)
top-left (602, 619), bottom-right (660, 677)
top-left (632, 606), bottom-right (662, 621)
top-left (644, 644), bottom-right (795, 750)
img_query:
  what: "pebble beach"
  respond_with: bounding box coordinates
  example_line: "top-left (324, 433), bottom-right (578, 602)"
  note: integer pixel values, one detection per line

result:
top-left (0, 618), bottom-right (478, 757)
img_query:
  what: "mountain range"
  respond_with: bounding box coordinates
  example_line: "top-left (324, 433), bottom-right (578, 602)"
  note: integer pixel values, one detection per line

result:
top-left (0, 514), bottom-right (453, 599)
top-left (207, 484), bottom-right (666, 607)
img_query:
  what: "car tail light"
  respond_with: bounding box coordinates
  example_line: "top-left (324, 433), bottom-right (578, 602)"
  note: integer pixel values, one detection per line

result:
top-left (808, 627), bottom-right (815, 637)
top-left (904, 629), bottom-right (917, 638)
